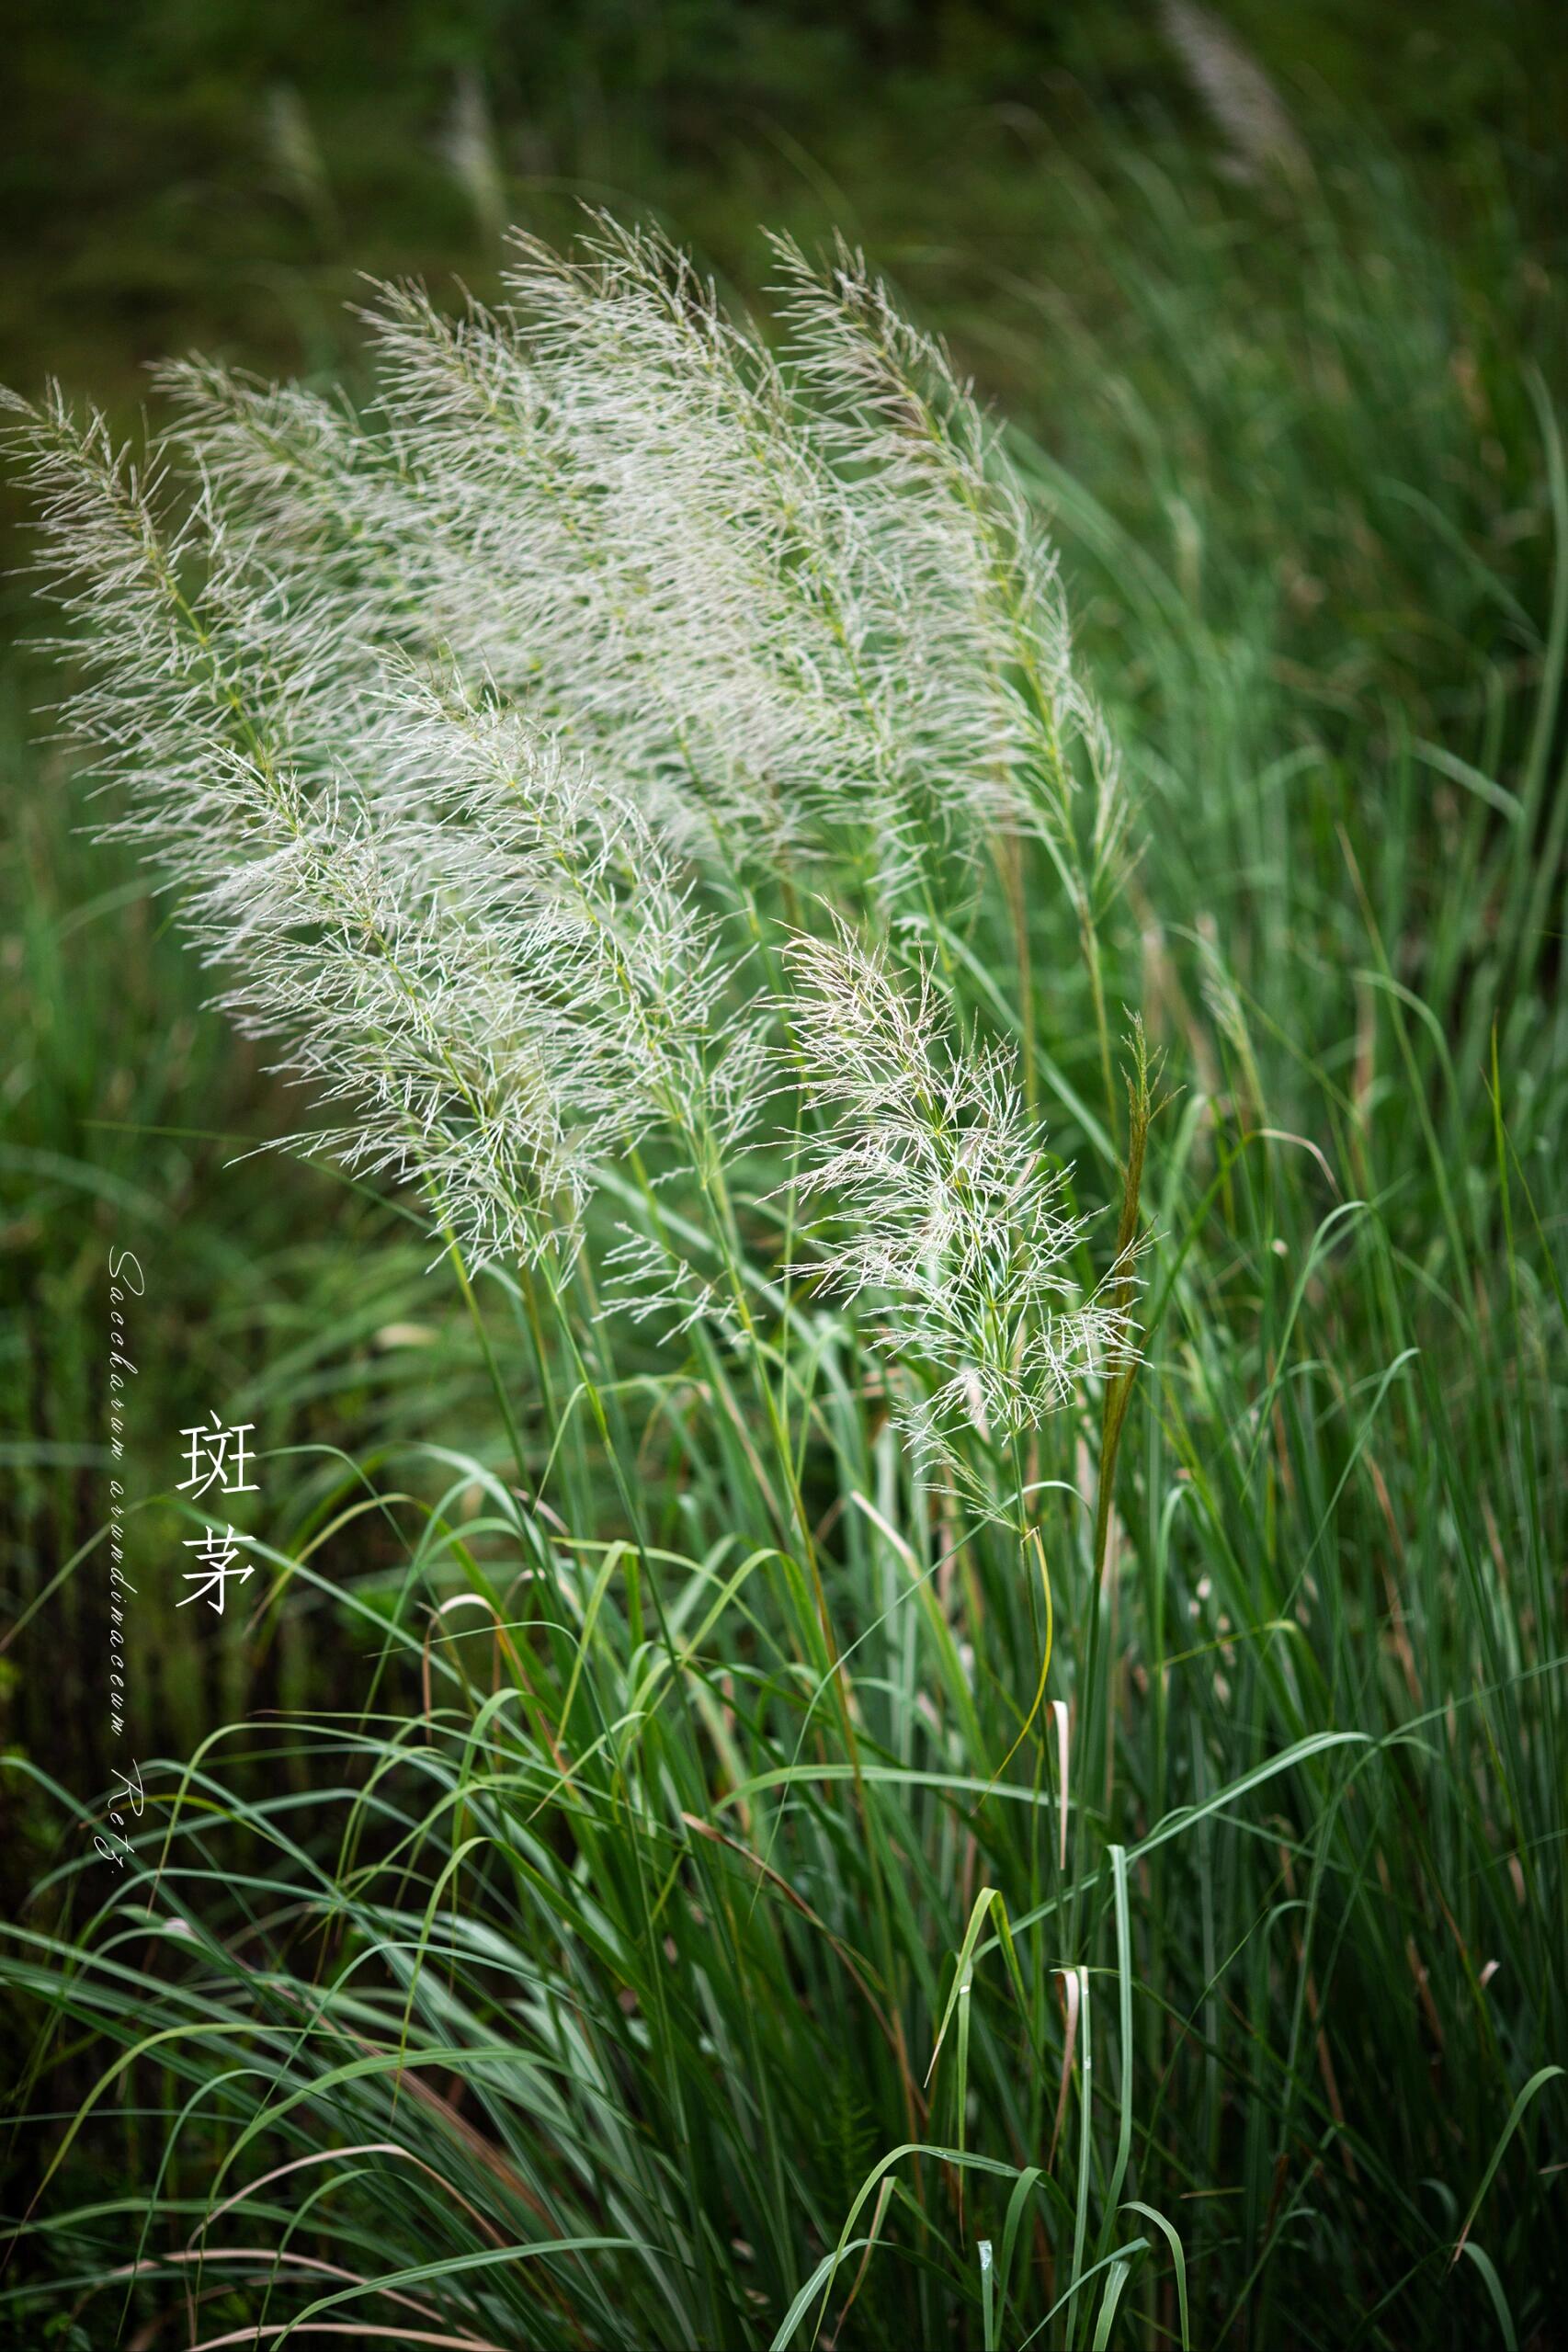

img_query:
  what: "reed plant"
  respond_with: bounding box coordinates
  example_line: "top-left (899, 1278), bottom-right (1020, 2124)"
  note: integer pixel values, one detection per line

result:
top-left (3, 166), bottom-right (1564, 2352)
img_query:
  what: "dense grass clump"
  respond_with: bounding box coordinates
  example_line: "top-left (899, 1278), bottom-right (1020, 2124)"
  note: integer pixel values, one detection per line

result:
top-left (3, 121), bottom-right (1565, 2352)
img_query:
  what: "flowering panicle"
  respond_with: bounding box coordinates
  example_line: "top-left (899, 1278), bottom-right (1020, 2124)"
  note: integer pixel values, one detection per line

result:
top-left (117, 220), bottom-right (1127, 913)
top-left (787, 920), bottom-right (1139, 1487)
top-left (4, 221), bottom-right (1135, 1447)
top-left (2, 387), bottom-right (756, 1267)
top-left (769, 233), bottom-right (1131, 910)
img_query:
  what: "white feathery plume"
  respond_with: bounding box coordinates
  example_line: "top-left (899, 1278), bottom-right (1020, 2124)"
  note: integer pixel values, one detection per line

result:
top-left (5, 222), bottom-right (1133, 1385)
top-left (132, 218), bottom-right (1129, 915)
top-left (2, 387), bottom-right (757, 1270)
top-left (785, 919), bottom-right (1140, 1492)
top-left (767, 232), bottom-right (1131, 911)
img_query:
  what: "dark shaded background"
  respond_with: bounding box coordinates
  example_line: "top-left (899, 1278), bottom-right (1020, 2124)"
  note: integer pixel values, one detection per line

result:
top-left (1, 1), bottom-right (1560, 407)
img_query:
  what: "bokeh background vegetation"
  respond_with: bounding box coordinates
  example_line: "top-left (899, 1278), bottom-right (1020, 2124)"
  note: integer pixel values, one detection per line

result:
top-left (3, 5), bottom-right (1566, 2346)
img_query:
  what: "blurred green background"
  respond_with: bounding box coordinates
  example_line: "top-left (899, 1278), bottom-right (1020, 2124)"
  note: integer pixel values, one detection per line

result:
top-left (2, 0), bottom-right (1562, 1893)
top-left (2, 1), bottom-right (1561, 427)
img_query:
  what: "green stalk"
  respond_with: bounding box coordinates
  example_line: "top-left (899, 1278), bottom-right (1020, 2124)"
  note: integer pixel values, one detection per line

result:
top-left (1077, 1022), bottom-right (1153, 1901)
